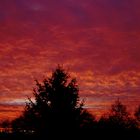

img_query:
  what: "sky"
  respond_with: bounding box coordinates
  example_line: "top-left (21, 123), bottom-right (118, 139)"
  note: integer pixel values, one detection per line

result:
top-left (0, 0), bottom-right (140, 120)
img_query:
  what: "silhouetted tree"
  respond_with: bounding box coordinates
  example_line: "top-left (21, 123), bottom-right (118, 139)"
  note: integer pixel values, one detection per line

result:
top-left (109, 99), bottom-right (129, 128)
top-left (99, 99), bottom-right (137, 130)
top-left (134, 105), bottom-right (140, 126)
top-left (12, 66), bottom-right (94, 137)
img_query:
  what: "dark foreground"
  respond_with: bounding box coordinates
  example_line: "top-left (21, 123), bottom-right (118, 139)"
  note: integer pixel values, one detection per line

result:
top-left (0, 129), bottom-right (140, 140)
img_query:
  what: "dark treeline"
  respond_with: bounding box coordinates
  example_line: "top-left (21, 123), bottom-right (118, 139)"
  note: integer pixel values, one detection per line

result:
top-left (1, 66), bottom-right (140, 140)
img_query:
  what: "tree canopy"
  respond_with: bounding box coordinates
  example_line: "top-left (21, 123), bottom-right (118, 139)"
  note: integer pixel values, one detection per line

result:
top-left (11, 66), bottom-right (140, 139)
top-left (12, 66), bottom-right (94, 137)
top-left (98, 99), bottom-right (137, 130)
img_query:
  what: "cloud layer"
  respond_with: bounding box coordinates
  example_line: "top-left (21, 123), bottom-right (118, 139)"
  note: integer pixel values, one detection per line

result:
top-left (0, 0), bottom-right (140, 120)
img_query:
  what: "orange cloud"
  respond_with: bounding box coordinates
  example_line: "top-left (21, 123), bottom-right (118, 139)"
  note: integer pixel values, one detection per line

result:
top-left (0, 0), bottom-right (140, 120)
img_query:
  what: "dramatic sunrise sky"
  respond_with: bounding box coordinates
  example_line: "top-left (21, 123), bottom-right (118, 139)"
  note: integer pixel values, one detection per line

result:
top-left (0, 0), bottom-right (140, 120)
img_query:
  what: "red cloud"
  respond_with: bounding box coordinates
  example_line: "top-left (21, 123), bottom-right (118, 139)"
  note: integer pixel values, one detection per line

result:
top-left (0, 0), bottom-right (140, 120)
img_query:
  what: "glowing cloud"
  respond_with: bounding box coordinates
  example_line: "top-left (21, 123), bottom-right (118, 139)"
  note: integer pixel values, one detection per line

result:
top-left (0, 0), bottom-right (140, 120)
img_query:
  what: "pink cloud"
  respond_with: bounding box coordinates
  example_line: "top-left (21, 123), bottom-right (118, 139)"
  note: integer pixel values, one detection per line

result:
top-left (0, 0), bottom-right (140, 119)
